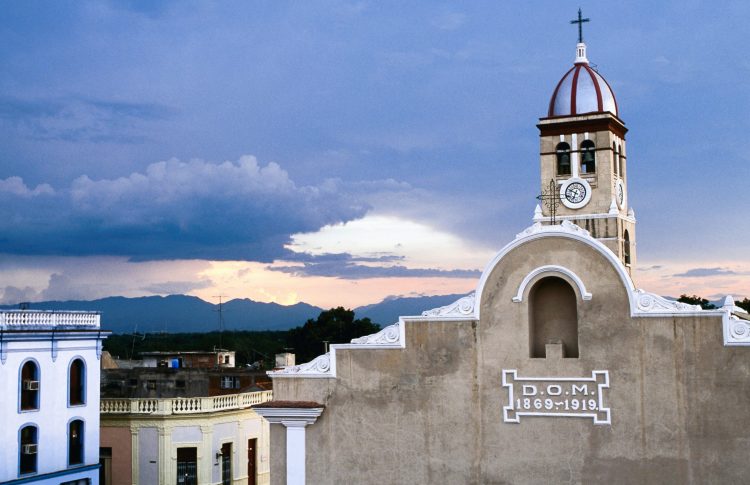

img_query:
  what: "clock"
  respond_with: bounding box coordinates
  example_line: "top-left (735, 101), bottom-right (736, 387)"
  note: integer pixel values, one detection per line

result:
top-left (615, 179), bottom-right (625, 208)
top-left (559, 178), bottom-right (592, 209)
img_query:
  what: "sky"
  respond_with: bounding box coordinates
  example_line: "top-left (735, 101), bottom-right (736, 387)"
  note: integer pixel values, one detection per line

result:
top-left (1, 1), bottom-right (748, 308)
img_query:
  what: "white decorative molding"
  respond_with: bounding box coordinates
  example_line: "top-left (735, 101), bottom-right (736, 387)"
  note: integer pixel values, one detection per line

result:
top-left (512, 265), bottom-right (592, 303)
top-left (270, 353), bottom-right (332, 378)
top-left (609, 198), bottom-right (618, 215)
top-left (632, 290), bottom-right (702, 314)
top-left (421, 293), bottom-right (476, 318)
top-left (722, 295), bottom-right (750, 346)
top-left (533, 204), bottom-right (543, 223)
top-left (350, 322), bottom-right (401, 345)
top-left (479, 221), bottom-right (724, 321)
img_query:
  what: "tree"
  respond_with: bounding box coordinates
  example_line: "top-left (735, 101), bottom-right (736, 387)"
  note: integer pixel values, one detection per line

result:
top-left (677, 294), bottom-right (716, 310)
top-left (736, 298), bottom-right (750, 313)
top-left (286, 307), bottom-right (380, 363)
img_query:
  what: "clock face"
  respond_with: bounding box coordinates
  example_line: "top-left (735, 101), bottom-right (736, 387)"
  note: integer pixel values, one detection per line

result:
top-left (565, 182), bottom-right (587, 204)
top-left (559, 178), bottom-right (592, 209)
top-left (616, 180), bottom-right (625, 208)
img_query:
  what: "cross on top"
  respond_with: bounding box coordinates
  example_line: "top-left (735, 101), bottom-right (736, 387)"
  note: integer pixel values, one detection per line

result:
top-left (570, 8), bottom-right (590, 44)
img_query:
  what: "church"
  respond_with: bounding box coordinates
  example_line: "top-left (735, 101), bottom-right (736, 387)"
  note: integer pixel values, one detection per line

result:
top-left (254, 16), bottom-right (750, 485)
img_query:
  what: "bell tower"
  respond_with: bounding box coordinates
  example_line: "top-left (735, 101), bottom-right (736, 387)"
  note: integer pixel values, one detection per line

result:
top-left (535, 10), bottom-right (636, 270)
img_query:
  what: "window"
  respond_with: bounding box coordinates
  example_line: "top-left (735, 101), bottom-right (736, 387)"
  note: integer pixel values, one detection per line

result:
top-left (69, 419), bottom-right (84, 466)
top-left (177, 447), bottom-right (197, 485)
top-left (175, 380), bottom-right (186, 389)
top-left (624, 230), bottom-right (631, 265)
top-left (19, 425), bottom-right (38, 475)
top-left (69, 358), bottom-right (85, 406)
top-left (556, 142), bottom-right (571, 175)
top-left (220, 376), bottom-right (239, 389)
top-left (580, 140), bottom-right (596, 173)
top-left (530, 276), bottom-right (579, 358)
top-left (612, 142), bottom-right (618, 176)
top-left (617, 144), bottom-right (623, 176)
top-left (20, 360), bottom-right (40, 411)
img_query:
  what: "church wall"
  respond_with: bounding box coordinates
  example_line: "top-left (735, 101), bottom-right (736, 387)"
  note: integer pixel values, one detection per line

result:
top-left (271, 235), bottom-right (748, 484)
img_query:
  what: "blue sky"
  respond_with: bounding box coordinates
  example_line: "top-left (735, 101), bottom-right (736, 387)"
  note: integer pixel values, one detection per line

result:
top-left (1, 1), bottom-right (748, 307)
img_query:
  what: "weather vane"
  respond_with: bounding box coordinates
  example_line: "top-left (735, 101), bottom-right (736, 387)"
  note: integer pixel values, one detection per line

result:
top-left (536, 179), bottom-right (561, 225)
top-left (570, 8), bottom-right (590, 43)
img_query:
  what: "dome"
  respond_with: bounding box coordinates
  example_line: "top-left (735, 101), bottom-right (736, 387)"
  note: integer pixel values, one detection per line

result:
top-left (547, 43), bottom-right (618, 118)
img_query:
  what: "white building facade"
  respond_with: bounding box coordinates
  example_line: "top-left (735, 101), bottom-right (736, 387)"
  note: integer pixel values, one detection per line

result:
top-left (0, 310), bottom-right (109, 485)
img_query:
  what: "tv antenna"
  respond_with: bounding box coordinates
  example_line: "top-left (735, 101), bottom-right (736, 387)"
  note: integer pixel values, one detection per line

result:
top-left (214, 295), bottom-right (227, 349)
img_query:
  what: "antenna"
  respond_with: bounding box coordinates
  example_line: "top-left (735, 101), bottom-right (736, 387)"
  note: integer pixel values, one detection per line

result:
top-left (214, 295), bottom-right (227, 349)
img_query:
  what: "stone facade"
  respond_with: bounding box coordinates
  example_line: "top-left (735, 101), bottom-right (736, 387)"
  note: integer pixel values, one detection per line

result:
top-left (266, 226), bottom-right (750, 484)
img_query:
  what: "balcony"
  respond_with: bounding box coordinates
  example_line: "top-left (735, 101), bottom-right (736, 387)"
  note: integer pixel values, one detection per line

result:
top-left (101, 390), bottom-right (273, 415)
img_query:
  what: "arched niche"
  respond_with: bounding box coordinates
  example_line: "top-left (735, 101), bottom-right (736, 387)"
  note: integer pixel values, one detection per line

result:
top-left (529, 276), bottom-right (579, 358)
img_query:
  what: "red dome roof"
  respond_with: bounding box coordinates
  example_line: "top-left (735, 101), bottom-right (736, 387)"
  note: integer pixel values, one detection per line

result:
top-left (547, 43), bottom-right (618, 118)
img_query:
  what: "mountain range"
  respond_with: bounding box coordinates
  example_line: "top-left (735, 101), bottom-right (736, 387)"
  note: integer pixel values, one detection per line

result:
top-left (0, 293), bottom-right (467, 334)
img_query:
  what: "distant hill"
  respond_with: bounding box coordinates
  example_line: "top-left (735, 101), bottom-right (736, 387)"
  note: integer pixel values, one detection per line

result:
top-left (354, 293), bottom-right (468, 326)
top-left (0, 295), bottom-right (323, 334)
top-left (0, 293), bottom-right (469, 334)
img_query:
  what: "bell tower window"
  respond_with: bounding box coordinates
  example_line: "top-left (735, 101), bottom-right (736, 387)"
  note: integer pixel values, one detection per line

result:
top-left (556, 142), bottom-right (571, 175)
top-left (529, 276), bottom-right (579, 358)
top-left (580, 140), bottom-right (596, 173)
top-left (623, 230), bottom-right (631, 265)
top-left (617, 143), bottom-right (623, 176)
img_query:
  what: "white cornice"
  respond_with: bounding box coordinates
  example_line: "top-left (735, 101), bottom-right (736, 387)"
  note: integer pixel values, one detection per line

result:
top-left (252, 407), bottom-right (324, 425)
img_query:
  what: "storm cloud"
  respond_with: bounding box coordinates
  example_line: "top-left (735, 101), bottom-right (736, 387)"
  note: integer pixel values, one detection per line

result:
top-left (0, 155), bottom-right (377, 262)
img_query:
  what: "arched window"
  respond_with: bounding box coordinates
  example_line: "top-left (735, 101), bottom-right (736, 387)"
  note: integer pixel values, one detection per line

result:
top-left (20, 360), bottom-right (40, 411)
top-left (68, 419), bottom-right (84, 466)
top-left (580, 140), bottom-right (596, 173)
top-left (617, 144), bottom-right (623, 176)
top-left (556, 142), bottom-right (571, 175)
top-left (612, 142), bottom-right (619, 176)
top-left (624, 230), bottom-right (631, 265)
top-left (530, 276), bottom-right (579, 358)
top-left (69, 358), bottom-right (85, 406)
top-left (19, 424), bottom-right (38, 475)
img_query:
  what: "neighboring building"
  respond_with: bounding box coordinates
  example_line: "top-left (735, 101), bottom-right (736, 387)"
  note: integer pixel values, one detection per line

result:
top-left (100, 352), bottom-right (273, 485)
top-left (101, 366), bottom-right (271, 398)
top-left (140, 350), bottom-right (236, 369)
top-left (257, 30), bottom-right (750, 485)
top-left (0, 310), bottom-right (109, 485)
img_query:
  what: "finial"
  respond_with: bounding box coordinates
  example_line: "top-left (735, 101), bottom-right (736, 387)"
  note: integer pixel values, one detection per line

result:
top-left (571, 8), bottom-right (590, 64)
top-left (609, 198), bottom-right (618, 215)
top-left (533, 204), bottom-right (543, 222)
top-left (570, 8), bottom-right (590, 44)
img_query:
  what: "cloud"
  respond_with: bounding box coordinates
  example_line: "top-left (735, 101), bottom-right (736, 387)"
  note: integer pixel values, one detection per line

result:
top-left (0, 176), bottom-right (54, 197)
top-left (0, 96), bottom-right (173, 144)
top-left (0, 155), bottom-right (383, 262)
top-left (141, 279), bottom-right (213, 295)
top-left (269, 260), bottom-right (481, 280)
top-left (0, 286), bottom-right (41, 305)
top-left (672, 267), bottom-right (739, 278)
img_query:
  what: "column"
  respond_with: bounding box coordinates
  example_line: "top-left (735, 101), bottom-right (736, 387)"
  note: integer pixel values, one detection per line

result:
top-left (282, 421), bottom-right (308, 485)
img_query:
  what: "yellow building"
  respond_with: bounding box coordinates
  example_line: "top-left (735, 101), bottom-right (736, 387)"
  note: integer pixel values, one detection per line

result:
top-left (100, 390), bottom-right (272, 485)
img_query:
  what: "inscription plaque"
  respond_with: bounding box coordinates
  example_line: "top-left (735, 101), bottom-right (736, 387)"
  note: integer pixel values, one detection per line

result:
top-left (502, 369), bottom-right (610, 425)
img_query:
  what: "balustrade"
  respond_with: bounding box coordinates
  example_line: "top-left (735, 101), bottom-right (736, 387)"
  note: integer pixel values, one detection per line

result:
top-left (101, 390), bottom-right (272, 415)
